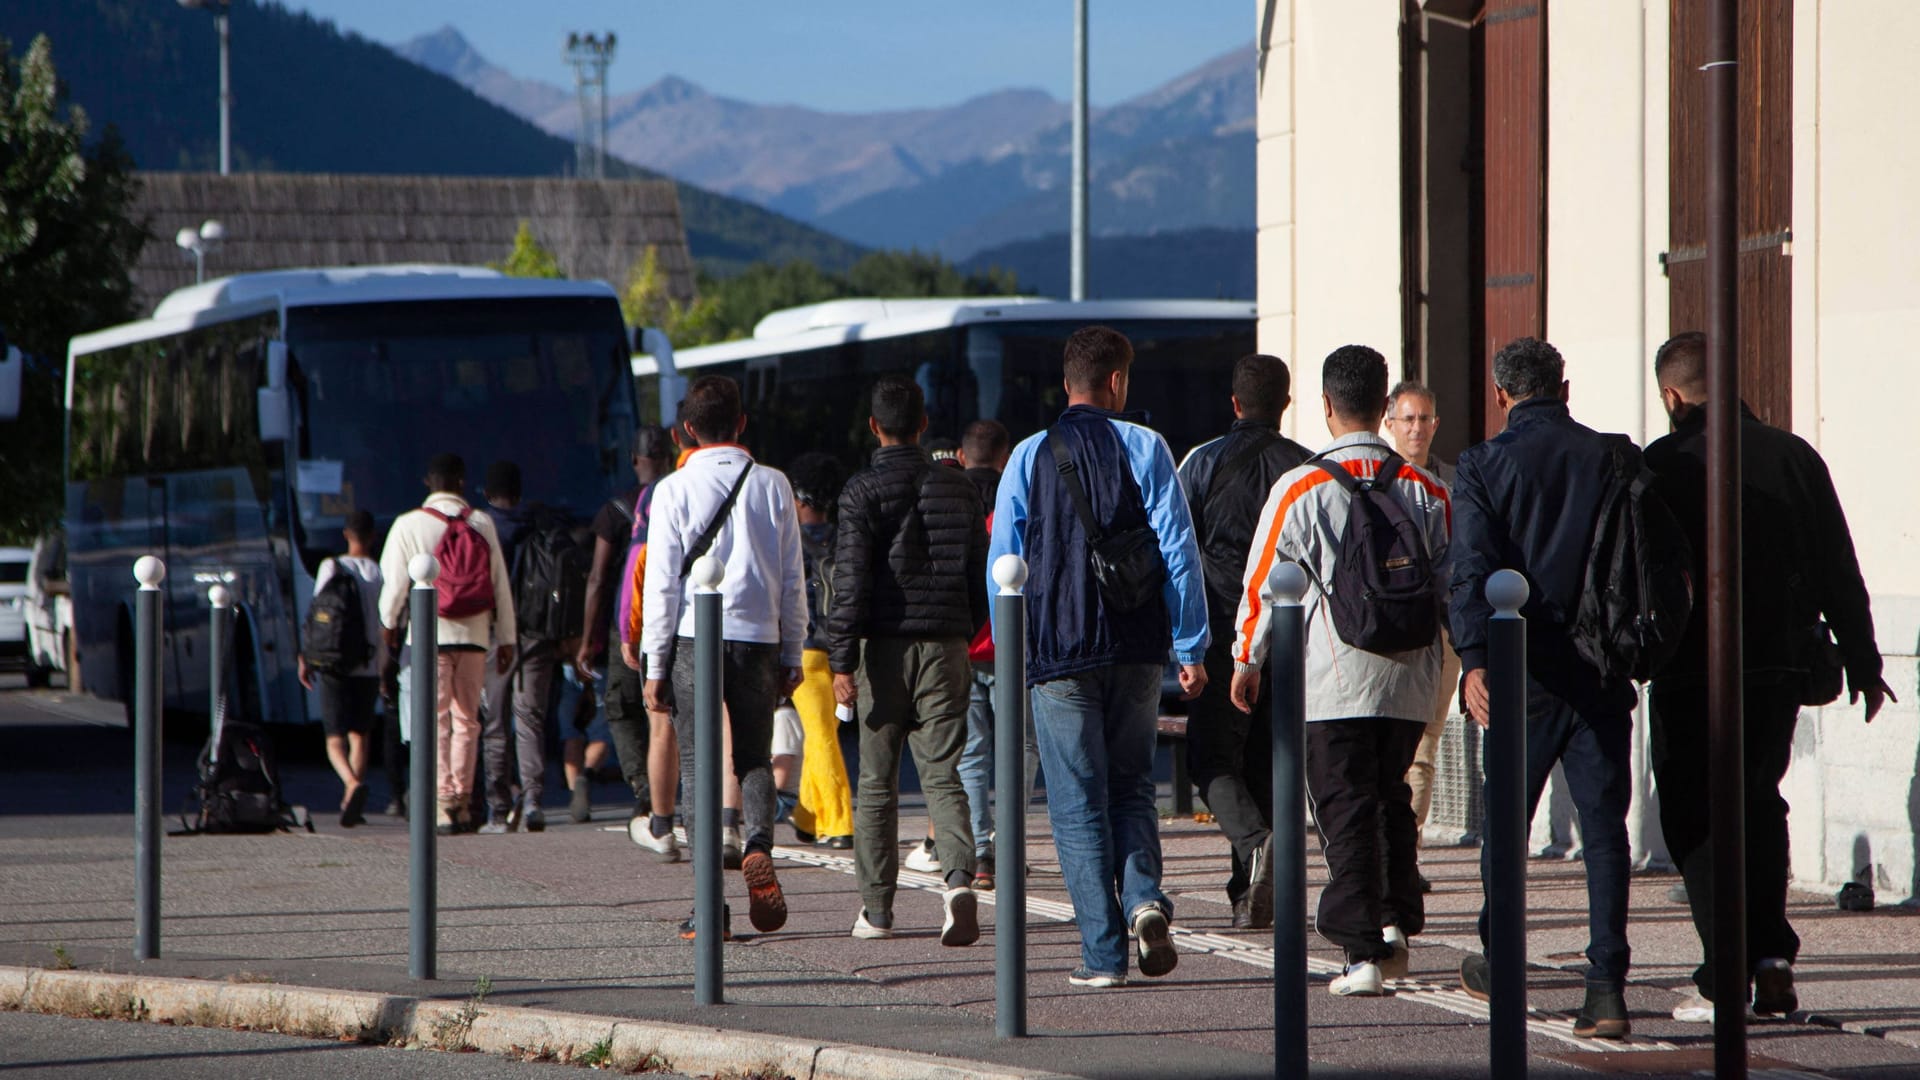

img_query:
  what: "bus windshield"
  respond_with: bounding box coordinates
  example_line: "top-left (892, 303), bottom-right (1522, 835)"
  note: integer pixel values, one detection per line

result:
top-left (287, 297), bottom-right (634, 546)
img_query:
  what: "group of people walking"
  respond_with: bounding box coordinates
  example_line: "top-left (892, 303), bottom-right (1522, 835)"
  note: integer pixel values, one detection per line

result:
top-left (298, 324), bottom-right (1888, 1039)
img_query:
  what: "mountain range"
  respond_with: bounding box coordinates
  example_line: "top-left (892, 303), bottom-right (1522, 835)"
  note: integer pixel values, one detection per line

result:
top-left (397, 28), bottom-right (1255, 262)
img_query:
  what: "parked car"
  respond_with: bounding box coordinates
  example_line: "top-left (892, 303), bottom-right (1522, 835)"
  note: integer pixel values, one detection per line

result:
top-left (24, 532), bottom-right (72, 689)
top-left (0, 546), bottom-right (30, 679)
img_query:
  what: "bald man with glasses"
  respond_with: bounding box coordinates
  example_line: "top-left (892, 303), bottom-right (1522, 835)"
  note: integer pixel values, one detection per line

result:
top-left (1383, 381), bottom-right (1454, 894)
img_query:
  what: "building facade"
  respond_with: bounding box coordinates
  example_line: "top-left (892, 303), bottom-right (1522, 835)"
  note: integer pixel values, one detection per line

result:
top-left (1258, 0), bottom-right (1920, 902)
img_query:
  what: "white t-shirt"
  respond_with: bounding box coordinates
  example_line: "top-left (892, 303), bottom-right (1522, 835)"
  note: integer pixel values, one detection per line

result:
top-left (314, 554), bottom-right (386, 678)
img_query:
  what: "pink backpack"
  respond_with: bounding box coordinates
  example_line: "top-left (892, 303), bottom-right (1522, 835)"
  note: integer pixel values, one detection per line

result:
top-left (422, 507), bottom-right (495, 619)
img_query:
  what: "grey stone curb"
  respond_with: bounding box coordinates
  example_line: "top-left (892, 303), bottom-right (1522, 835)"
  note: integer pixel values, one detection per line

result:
top-left (0, 965), bottom-right (1078, 1080)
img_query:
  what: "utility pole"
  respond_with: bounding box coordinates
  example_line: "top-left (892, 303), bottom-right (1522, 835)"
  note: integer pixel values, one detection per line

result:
top-left (563, 32), bottom-right (617, 179)
top-left (1070, 0), bottom-right (1089, 301)
top-left (178, 0), bottom-right (232, 175)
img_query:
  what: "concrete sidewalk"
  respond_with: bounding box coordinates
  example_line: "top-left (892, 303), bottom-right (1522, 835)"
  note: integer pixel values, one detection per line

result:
top-left (4, 686), bottom-right (1920, 1078)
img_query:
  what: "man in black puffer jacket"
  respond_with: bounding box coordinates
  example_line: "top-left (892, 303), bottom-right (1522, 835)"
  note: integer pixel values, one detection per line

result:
top-left (829, 375), bottom-right (991, 947)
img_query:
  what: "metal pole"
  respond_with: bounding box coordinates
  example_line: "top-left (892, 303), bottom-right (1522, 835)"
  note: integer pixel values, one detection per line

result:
top-left (691, 554), bottom-right (726, 1006)
top-left (194, 248), bottom-right (206, 285)
top-left (216, 11), bottom-right (230, 176)
top-left (1070, 0), bottom-right (1088, 301)
top-left (1485, 570), bottom-right (1530, 1080)
top-left (1266, 562), bottom-right (1308, 1079)
top-left (132, 556), bottom-right (166, 960)
top-left (408, 554), bottom-right (440, 981)
top-left (208, 585), bottom-right (231, 761)
top-left (1704, 0), bottom-right (1746, 1073)
top-left (991, 555), bottom-right (1029, 1039)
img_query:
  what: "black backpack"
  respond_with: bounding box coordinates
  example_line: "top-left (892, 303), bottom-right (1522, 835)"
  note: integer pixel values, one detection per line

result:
top-left (1571, 443), bottom-right (1695, 682)
top-left (304, 565), bottom-right (369, 674)
top-left (187, 720), bottom-right (309, 834)
top-left (513, 506), bottom-right (590, 642)
top-left (1313, 453), bottom-right (1440, 655)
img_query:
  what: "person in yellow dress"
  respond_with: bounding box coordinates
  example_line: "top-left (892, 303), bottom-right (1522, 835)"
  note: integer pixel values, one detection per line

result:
top-left (785, 452), bottom-right (854, 847)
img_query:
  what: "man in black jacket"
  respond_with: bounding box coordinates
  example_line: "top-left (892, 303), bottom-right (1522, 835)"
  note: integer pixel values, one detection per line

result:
top-left (830, 375), bottom-right (991, 946)
top-left (1449, 337), bottom-right (1637, 1039)
top-left (1176, 353), bottom-right (1311, 930)
top-left (1644, 331), bottom-right (1892, 1024)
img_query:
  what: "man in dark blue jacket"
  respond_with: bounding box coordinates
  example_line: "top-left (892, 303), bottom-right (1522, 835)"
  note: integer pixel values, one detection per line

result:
top-left (1448, 337), bottom-right (1636, 1039)
top-left (989, 326), bottom-right (1210, 988)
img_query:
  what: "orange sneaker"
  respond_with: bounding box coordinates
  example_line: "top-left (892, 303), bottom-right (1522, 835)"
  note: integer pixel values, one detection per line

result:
top-left (741, 851), bottom-right (788, 933)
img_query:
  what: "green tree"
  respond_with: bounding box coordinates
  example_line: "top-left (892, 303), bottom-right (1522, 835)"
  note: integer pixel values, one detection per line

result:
top-left (619, 245), bottom-right (724, 349)
top-left (491, 220), bottom-right (563, 279)
top-left (0, 34), bottom-right (146, 543)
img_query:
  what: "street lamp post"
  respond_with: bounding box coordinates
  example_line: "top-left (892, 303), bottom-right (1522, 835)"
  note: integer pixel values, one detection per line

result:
top-left (176, 220), bottom-right (227, 284)
top-left (179, 0), bottom-right (232, 175)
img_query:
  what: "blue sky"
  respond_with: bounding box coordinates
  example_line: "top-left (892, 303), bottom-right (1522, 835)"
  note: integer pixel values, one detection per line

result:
top-left (285, 1), bottom-right (1250, 111)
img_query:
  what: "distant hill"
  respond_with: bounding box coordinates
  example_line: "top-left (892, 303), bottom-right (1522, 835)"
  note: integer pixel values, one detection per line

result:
top-left (964, 228), bottom-right (1254, 301)
top-left (0, 1), bottom-right (863, 275)
top-left (402, 28), bottom-right (1255, 259)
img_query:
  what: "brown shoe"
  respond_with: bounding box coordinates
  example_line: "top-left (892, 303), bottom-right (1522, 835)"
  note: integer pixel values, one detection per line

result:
top-left (741, 851), bottom-right (788, 933)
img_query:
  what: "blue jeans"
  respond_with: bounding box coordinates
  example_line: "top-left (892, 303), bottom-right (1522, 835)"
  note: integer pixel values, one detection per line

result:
top-left (1477, 678), bottom-right (1633, 987)
top-left (962, 663), bottom-right (1041, 858)
top-left (1030, 663), bottom-right (1170, 976)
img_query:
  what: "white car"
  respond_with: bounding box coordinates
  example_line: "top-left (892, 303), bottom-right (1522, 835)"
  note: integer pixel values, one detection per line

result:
top-left (0, 546), bottom-right (29, 678)
top-left (23, 533), bottom-right (72, 688)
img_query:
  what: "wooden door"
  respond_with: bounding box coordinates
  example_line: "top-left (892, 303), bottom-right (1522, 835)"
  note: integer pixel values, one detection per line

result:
top-left (1480, 0), bottom-right (1548, 438)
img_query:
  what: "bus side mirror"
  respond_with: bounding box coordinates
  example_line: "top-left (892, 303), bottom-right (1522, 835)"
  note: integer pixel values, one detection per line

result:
top-left (257, 341), bottom-right (290, 442)
top-left (0, 345), bottom-right (21, 422)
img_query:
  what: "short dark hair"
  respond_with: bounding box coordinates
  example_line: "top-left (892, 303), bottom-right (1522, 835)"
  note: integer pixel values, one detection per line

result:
top-left (484, 460), bottom-right (521, 500)
top-left (634, 424), bottom-right (671, 462)
top-left (1232, 354), bottom-right (1292, 422)
top-left (1321, 345), bottom-right (1389, 421)
top-left (426, 452), bottom-right (465, 494)
top-left (1654, 331), bottom-right (1707, 396)
top-left (1062, 325), bottom-right (1134, 393)
top-left (786, 451), bottom-right (845, 511)
top-left (961, 419), bottom-right (1010, 465)
top-left (345, 509), bottom-right (376, 538)
top-left (1492, 337), bottom-right (1565, 401)
top-left (869, 375), bottom-right (925, 439)
top-left (680, 375), bottom-right (743, 445)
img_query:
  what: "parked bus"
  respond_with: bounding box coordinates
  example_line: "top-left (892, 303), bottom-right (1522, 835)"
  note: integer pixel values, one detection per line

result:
top-left (637, 298), bottom-right (1257, 468)
top-left (65, 266), bottom-right (638, 725)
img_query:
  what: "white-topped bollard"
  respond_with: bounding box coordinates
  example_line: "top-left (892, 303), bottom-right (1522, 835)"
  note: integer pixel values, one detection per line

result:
top-left (207, 584), bottom-right (234, 753)
top-left (691, 551), bottom-right (726, 1005)
top-left (991, 553), bottom-right (1030, 1038)
top-left (132, 556), bottom-right (166, 959)
top-left (1266, 558), bottom-right (1309, 1077)
top-left (1483, 567), bottom-right (1530, 1080)
top-left (407, 552), bottom-right (440, 981)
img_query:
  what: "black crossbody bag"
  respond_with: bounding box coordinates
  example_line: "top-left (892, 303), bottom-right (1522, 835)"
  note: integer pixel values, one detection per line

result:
top-left (1049, 431), bottom-right (1167, 613)
top-left (679, 462), bottom-right (754, 578)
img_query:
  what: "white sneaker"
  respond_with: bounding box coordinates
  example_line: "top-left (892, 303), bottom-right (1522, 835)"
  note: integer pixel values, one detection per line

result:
top-left (851, 908), bottom-right (894, 940)
top-left (722, 826), bottom-right (744, 870)
top-left (1380, 926), bottom-right (1410, 980)
top-left (1672, 992), bottom-right (1715, 1023)
top-left (633, 821), bottom-right (680, 863)
top-left (940, 887), bottom-right (980, 947)
top-left (1068, 968), bottom-right (1127, 988)
top-left (904, 838), bottom-right (941, 873)
top-left (1331, 960), bottom-right (1384, 997)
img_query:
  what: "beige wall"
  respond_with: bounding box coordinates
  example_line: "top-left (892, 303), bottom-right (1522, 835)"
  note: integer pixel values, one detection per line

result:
top-left (1257, 0), bottom-right (1402, 448)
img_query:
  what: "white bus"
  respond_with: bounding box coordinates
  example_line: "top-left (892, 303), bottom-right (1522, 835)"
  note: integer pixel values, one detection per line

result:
top-left (66, 266), bottom-right (639, 724)
top-left (636, 298), bottom-right (1258, 467)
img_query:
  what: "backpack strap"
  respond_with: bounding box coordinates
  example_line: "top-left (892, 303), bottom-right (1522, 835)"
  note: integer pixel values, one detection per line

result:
top-left (679, 462), bottom-right (754, 578)
top-left (1312, 451), bottom-right (1406, 494)
top-left (1048, 428), bottom-right (1107, 543)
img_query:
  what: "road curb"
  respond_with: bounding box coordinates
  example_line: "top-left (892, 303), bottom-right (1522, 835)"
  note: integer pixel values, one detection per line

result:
top-left (0, 965), bottom-right (1076, 1079)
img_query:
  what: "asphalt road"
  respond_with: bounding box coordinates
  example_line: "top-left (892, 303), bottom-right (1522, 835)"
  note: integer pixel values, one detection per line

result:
top-left (0, 1010), bottom-right (691, 1079)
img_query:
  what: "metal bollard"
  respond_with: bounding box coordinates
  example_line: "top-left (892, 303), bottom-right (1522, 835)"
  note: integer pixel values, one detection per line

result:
top-left (991, 554), bottom-right (1029, 1040)
top-left (1265, 561), bottom-right (1308, 1078)
top-left (133, 556), bottom-right (166, 960)
top-left (1485, 569), bottom-right (1530, 1080)
top-left (208, 585), bottom-right (232, 750)
top-left (408, 554), bottom-right (440, 981)
top-left (690, 554), bottom-right (726, 1006)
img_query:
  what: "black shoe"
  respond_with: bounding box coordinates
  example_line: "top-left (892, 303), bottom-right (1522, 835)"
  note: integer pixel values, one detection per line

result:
top-left (340, 784), bottom-right (368, 828)
top-left (1753, 958), bottom-right (1797, 1016)
top-left (568, 781), bottom-right (592, 823)
top-left (1247, 838), bottom-right (1275, 930)
top-left (679, 905), bottom-right (733, 942)
top-left (793, 825), bottom-right (817, 845)
top-left (1230, 898), bottom-right (1254, 931)
top-left (1459, 954), bottom-right (1492, 1002)
top-left (825, 834), bottom-right (852, 850)
top-left (1418, 872), bottom-right (1433, 895)
top-left (1132, 907), bottom-right (1177, 978)
top-left (1572, 984), bottom-right (1631, 1040)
